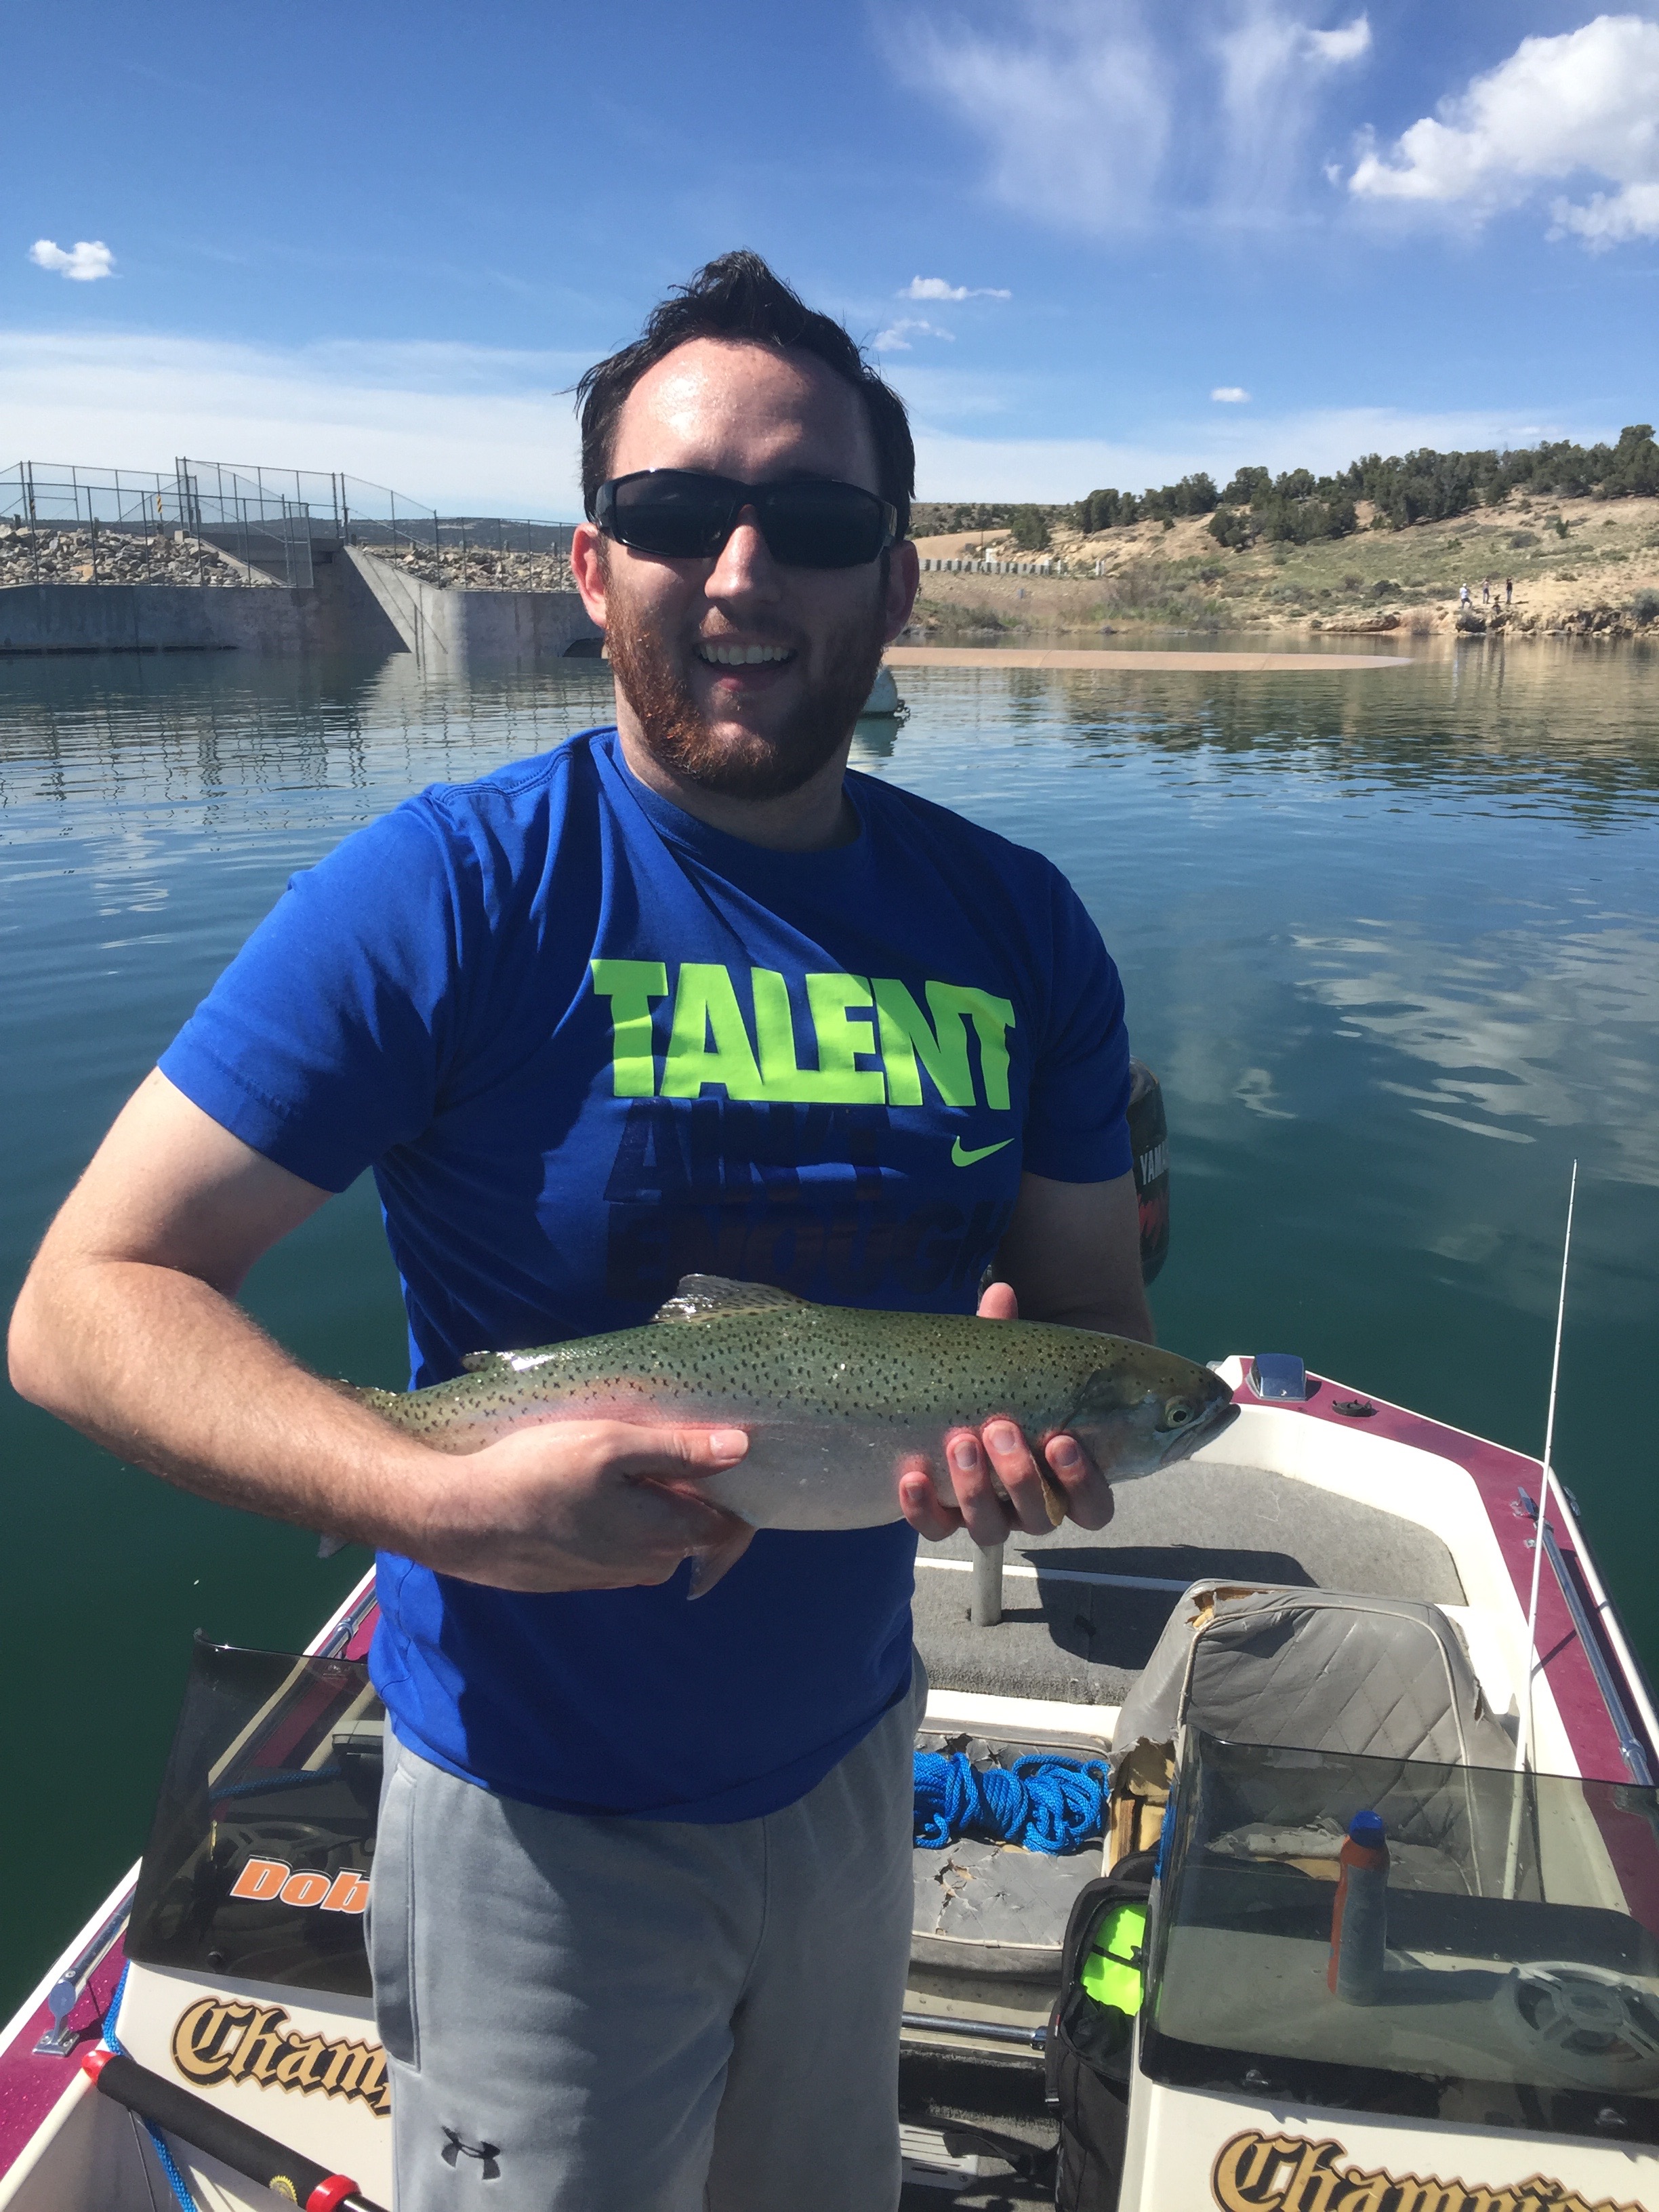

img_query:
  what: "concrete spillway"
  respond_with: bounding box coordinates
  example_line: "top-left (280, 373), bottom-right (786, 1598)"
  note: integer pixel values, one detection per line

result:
top-left (0, 547), bottom-right (601, 666)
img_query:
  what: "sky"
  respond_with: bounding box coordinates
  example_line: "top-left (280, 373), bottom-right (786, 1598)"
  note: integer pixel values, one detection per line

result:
top-left (3, 1), bottom-right (1657, 516)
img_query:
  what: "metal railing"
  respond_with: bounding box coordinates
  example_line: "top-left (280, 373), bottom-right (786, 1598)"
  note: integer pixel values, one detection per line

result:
top-left (1, 458), bottom-right (577, 594)
top-left (1, 461), bottom-right (315, 587)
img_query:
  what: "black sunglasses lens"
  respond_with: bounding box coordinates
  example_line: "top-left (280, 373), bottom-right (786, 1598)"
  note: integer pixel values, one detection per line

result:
top-left (605, 474), bottom-right (889, 567)
top-left (609, 474), bottom-right (731, 558)
top-left (756, 483), bottom-right (888, 568)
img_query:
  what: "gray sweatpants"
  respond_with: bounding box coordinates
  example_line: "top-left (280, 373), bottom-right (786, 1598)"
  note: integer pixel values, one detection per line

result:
top-left (370, 1658), bottom-right (923, 2211)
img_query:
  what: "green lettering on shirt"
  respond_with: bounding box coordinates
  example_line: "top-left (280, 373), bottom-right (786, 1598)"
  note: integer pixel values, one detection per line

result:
top-left (750, 968), bottom-right (804, 1095)
top-left (661, 963), bottom-right (766, 1100)
top-left (869, 979), bottom-right (976, 1108)
top-left (589, 959), bottom-right (668, 1097)
top-left (802, 973), bottom-right (886, 1104)
top-left (593, 960), bottom-right (1017, 1109)
top-left (929, 984), bottom-right (1017, 1111)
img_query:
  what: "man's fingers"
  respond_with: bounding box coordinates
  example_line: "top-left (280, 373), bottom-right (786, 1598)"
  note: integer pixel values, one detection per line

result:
top-left (980, 1418), bottom-right (1063, 1536)
top-left (1044, 1432), bottom-right (1114, 1530)
top-left (897, 1463), bottom-right (964, 1543)
top-left (942, 1429), bottom-right (1019, 1548)
top-left (976, 1279), bottom-right (1019, 1322)
top-left (626, 1425), bottom-right (750, 1474)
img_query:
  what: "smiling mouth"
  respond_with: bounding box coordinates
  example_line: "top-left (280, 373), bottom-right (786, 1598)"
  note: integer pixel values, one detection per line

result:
top-left (696, 642), bottom-right (796, 668)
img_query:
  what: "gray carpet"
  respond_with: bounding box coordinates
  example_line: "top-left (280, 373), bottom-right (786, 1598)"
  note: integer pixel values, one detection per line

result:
top-left (912, 1457), bottom-right (1465, 1707)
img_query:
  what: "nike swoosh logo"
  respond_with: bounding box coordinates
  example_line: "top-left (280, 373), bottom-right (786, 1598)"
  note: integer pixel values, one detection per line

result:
top-left (951, 1136), bottom-right (1014, 1168)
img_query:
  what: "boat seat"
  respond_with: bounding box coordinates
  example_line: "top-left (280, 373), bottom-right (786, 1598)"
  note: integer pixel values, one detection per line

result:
top-left (1113, 1580), bottom-right (1520, 1892)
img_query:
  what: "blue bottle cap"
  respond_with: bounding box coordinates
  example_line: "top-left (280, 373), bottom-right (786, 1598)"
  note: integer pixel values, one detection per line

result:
top-left (1349, 1809), bottom-right (1386, 1845)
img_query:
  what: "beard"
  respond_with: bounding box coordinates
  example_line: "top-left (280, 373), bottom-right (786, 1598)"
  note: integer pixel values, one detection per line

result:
top-left (603, 571), bottom-right (888, 802)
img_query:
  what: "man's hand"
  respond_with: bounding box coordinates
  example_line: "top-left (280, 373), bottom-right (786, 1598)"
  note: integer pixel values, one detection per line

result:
top-left (415, 1419), bottom-right (756, 1595)
top-left (895, 1279), bottom-right (1115, 1549)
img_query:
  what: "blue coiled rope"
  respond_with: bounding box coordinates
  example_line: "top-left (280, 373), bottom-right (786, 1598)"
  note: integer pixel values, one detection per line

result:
top-left (914, 1751), bottom-right (1110, 1855)
top-left (103, 1963), bottom-right (201, 2212)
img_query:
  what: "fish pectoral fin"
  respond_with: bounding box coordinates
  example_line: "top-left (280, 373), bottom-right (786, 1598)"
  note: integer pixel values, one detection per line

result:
top-left (653, 1275), bottom-right (813, 1326)
top-left (685, 1519), bottom-right (758, 1599)
top-left (459, 1350), bottom-right (514, 1374)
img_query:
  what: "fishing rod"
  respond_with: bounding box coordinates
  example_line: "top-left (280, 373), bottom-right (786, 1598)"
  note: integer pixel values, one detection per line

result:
top-left (1502, 1159), bottom-right (1577, 1902)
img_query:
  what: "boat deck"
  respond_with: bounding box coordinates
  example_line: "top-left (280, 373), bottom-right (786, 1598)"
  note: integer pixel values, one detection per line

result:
top-left (912, 1453), bottom-right (1466, 1708)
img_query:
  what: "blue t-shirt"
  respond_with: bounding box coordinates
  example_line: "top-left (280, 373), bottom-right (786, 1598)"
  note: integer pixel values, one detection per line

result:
top-left (160, 727), bottom-right (1132, 1820)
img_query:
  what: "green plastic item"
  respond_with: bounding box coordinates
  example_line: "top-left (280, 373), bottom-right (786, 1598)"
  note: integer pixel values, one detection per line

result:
top-left (1080, 1901), bottom-right (1147, 2015)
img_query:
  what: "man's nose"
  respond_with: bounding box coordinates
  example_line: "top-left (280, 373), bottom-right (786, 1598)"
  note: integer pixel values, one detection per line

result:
top-left (706, 506), bottom-right (781, 596)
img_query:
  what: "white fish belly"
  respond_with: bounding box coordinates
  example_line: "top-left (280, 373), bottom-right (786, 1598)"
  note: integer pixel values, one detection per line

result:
top-left (699, 1420), bottom-right (941, 1531)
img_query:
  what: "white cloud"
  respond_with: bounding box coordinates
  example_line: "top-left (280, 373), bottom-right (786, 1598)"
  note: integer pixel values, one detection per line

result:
top-left (1349, 14), bottom-right (1659, 245)
top-left (882, 1), bottom-right (1173, 234)
top-left (907, 402), bottom-right (1600, 501)
top-left (0, 328), bottom-right (1608, 529)
top-left (1211, 386), bottom-right (1252, 403)
top-left (882, 3), bottom-right (1374, 234)
top-left (901, 275), bottom-right (1012, 301)
top-left (1305, 14), bottom-right (1370, 64)
top-left (28, 239), bottom-right (115, 282)
top-left (0, 329), bottom-right (588, 514)
top-left (872, 316), bottom-right (956, 352)
top-left (1552, 179), bottom-right (1659, 243)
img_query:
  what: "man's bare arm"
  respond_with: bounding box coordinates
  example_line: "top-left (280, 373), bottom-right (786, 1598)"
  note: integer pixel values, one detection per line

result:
top-left (7, 1070), bottom-right (754, 1592)
top-left (898, 1169), bottom-right (1152, 1547)
top-left (994, 1168), bottom-right (1155, 1344)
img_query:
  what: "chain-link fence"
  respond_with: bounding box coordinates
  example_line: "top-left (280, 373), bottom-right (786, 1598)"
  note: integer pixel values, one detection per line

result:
top-left (1, 460), bottom-right (577, 594)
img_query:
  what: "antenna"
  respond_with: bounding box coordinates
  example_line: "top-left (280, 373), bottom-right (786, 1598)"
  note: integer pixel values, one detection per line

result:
top-left (1502, 1159), bottom-right (1578, 1900)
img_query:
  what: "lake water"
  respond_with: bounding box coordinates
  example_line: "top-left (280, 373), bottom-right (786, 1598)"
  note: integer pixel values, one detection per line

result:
top-left (3, 641), bottom-right (1658, 2012)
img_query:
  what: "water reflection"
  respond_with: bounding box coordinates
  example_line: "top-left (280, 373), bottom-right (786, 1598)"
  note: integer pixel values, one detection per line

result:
top-left (1, 642), bottom-right (1658, 2017)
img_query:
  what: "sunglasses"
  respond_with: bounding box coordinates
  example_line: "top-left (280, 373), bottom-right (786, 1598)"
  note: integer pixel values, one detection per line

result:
top-left (592, 470), bottom-right (897, 570)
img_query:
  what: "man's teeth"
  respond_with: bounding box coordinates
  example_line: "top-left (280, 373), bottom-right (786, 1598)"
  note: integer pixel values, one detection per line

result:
top-left (697, 643), bottom-right (794, 667)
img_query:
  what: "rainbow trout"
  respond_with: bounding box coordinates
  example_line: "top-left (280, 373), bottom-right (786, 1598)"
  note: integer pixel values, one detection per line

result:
top-left (356, 1276), bottom-right (1236, 1542)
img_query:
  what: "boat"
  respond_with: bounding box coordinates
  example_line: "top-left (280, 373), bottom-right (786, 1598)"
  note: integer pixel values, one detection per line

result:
top-left (3, 1169), bottom-right (1656, 2207)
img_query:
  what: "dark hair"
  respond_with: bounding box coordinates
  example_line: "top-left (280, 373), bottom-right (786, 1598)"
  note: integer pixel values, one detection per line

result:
top-left (577, 251), bottom-right (914, 538)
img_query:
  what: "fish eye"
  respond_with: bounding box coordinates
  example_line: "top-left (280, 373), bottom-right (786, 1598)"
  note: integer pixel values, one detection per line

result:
top-left (1164, 1399), bottom-right (1194, 1428)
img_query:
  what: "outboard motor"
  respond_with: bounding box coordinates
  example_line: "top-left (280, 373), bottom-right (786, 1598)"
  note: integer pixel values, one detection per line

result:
top-left (1128, 1059), bottom-right (1169, 1285)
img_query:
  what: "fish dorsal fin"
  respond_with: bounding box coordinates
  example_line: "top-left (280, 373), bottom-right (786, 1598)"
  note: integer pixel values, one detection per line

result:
top-left (652, 1275), bottom-right (810, 1325)
top-left (460, 1350), bottom-right (514, 1374)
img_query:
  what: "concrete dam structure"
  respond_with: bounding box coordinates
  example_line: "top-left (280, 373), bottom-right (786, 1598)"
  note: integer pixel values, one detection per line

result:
top-left (0, 459), bottom-right (602, 668)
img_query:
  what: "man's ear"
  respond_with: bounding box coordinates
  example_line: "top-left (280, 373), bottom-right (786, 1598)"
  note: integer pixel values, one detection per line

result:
top-left (882, 538), bottom-right (920, 644)
top-left (571, 523), bottom-right (611, 630)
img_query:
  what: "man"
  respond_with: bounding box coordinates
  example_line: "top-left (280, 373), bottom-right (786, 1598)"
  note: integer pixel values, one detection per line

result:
top-left (9, 252), bottom-right (1151, 2210)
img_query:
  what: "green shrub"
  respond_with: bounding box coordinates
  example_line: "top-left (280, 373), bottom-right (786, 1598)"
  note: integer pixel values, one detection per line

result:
top-left (1207, 507), bottom-right (1254, 550)
top-left (1509, 530), bottom-right (1539, 548)
top-left (1007, 505), bottom-right (1050, 552)
top-left (1220, 465), bottom-right (1273, 506)
top-left (1634, 590), bottom-right (1659, 623)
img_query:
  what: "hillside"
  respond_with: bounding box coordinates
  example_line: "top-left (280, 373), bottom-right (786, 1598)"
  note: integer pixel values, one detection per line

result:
top-left (908, 491), bottom-right (1659, 642)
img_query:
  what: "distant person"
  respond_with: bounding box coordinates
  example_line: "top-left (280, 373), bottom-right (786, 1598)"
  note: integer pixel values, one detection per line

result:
top-left (1460, 582), bottom-right (1471, 607)
top-left (1481, 578), bottom-right (1490, 606)
top-left (1506, 577), bottom-right (1513, 605)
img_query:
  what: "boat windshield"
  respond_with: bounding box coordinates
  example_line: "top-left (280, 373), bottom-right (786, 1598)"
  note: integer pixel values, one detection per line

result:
top-left (127, 1636), bottom-right (382, 1998)
top-left (1143, 1730), bottom-right (1659, 2146)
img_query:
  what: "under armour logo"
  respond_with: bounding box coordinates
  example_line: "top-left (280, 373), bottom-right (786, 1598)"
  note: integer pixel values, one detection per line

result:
top-left (441, 2127), bottom-right (501, 2180)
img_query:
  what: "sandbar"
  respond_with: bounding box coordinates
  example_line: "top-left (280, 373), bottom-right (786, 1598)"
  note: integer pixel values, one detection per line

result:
top-left (885, 646), bottom-right (1412, 672)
